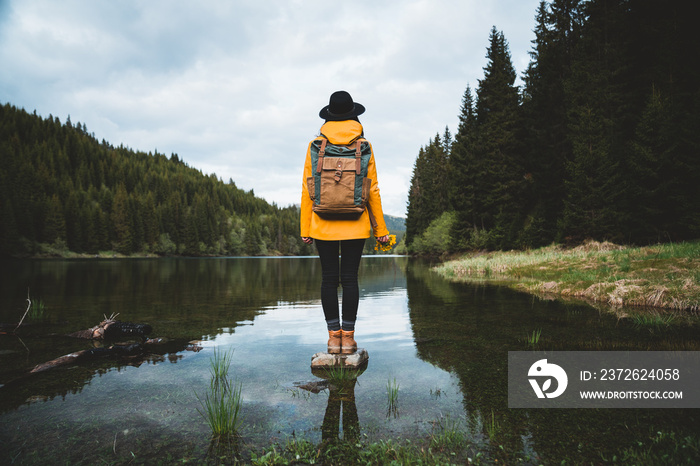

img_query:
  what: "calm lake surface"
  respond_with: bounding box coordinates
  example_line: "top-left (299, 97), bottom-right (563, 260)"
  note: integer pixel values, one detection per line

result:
top-left (1, 256), bottom-right (698, 464)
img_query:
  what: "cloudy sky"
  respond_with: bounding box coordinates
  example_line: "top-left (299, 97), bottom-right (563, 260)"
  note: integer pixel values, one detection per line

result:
top-left (0, 0), bottom-right (541, 217)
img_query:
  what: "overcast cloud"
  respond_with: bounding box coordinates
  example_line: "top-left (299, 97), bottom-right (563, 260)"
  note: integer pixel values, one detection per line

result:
top-left (0, 0), bottom-right (541, 217)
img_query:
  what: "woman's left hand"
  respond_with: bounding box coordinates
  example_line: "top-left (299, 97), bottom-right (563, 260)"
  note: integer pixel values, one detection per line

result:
top-left (377, 235), bottom-right (390, 244)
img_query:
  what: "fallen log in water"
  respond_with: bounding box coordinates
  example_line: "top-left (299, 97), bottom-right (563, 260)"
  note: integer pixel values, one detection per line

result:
top-left (3, 312), bottom-right (204, 380)
top-left (68, 313), bottom-right (152, 340)
top-left (28, 338), bottom-right (178, 374)
top-left (29, 344), bottom-right (144, 373)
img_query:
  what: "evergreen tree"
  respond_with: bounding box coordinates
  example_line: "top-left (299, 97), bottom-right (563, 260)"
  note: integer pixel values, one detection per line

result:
top-left (559, 0), bottom-right (628, 242)
top-left (43, 194), bottom-right (66, 244)
top-left (111, 184), bottom-right (134, 254)
top-left (448, 85), bottom-right (478, 250)
top-left (520, 0), bottom-right (583, 246)
top-left (627, 87), bottom-right (674, 241)
top-left (405, 134), bottom-right (450, 248)
top-left (422, 133), bottom-right (450, 219)
top-left (471, 27), bottom-right (524, 249)
top-left (405, 147), bottom-right (428, 246)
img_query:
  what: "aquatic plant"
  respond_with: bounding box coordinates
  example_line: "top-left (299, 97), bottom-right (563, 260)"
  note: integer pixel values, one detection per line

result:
top-left (197, 380), bottom-right (242, 435)
top-left (28, 298), bottom-right (47, 321)
top-left (429, 414), bottom-right (467, 451)
top-left (209, 347), bottom-right (235, 391)
top-left (196, 347), bottom-right (243, 439)
top-left (525, 328), bottom-right (542, 346)
top-left (630, 312), bottom-right (679, 329)
top-left (386, 378), bottom-right (399, 418)
top-left (484, 410), bottom-right (500, 441)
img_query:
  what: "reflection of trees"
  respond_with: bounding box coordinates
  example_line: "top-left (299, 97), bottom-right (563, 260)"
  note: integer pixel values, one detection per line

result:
top-left (1, 256), bottom-right (411, 339)
top-left (405, 260), bottom-right (530, 457)
top-left (405, 261), bottom-right (700, 463)
top-left (1, 258), bottom-right (323, 340)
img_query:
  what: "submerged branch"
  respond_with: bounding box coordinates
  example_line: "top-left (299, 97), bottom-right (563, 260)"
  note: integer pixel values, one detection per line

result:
top-left (13, 288), bottom-right (32, 334)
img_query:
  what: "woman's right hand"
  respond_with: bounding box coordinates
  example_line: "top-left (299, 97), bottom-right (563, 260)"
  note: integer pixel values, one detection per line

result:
top-left (301, 237), bottom-right (313, 245)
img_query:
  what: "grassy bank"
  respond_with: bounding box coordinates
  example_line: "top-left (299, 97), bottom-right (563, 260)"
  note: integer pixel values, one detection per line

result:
top-left (435, 240), bottom-right (700, 313)
top-left (242, 427), bottom-right (700, 465)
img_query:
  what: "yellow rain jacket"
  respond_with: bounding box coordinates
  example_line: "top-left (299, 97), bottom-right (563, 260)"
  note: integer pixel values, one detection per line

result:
top-left (300, 120), bottom-right (389, 241)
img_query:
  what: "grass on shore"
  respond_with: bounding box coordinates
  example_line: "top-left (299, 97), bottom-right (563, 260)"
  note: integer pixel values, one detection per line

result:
top-left (246, 427), bottom-right (699, 465)
top-left (435, 240), bottom-right (700, 313)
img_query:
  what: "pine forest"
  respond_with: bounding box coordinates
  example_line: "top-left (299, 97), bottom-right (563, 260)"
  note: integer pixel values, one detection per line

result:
top-left (406, 0), bottom-right (699, 255)
top-left (0, 104), bottom-right (312, 257)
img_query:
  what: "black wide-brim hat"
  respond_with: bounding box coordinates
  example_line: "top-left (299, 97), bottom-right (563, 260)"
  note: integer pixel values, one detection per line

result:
top-left (319, 90), bottom-right (365, 120)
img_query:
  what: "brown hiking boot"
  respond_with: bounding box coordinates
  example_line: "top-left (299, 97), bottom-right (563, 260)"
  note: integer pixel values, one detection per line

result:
top-left (327, 329), bottom-right (342, 354)
top-left (340, 330), bottom-right (357, 354)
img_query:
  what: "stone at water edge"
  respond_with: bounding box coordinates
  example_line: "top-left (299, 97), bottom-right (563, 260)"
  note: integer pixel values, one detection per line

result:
top-left (310, 348), bottom-right (369, 368)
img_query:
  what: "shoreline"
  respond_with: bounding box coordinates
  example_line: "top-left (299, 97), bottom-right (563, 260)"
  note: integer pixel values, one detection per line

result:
top-left (434, 240), bottom-right (700, 315)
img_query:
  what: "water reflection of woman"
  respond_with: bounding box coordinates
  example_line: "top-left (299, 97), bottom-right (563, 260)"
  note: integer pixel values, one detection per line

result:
top-left (311, 366), bottom-right (364, 443)
top-left (322, 378), bottom-right (360, 443)
top-left (300, 91), bottom-right (390, 354)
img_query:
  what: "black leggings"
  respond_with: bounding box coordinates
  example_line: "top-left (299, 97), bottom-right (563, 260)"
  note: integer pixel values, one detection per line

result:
top-left (315, 238), bottom-right (365, 331)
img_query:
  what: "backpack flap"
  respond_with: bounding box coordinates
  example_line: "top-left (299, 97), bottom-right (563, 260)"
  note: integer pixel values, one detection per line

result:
top-left (322, 157), bottom-right (357, 175)
top-left (319, 157), bottom-right (359, 210)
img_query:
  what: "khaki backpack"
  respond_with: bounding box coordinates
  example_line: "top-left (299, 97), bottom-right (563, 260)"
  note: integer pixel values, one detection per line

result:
top-left (307, 136), bottom-right (377, 227)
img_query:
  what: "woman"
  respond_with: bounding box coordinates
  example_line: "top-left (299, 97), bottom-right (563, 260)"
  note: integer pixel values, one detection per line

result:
top-left (300, 90), bottom-right (390, 354)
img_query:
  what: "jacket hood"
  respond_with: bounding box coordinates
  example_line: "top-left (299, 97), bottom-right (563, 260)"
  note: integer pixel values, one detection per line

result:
top-left (319, 120), bottom-right (364, 145)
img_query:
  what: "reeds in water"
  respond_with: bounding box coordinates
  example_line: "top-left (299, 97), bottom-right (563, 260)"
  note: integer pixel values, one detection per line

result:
top-left (386, 378), bottom-right (399, 418)
top-left (198, 381), bottom-right (242, 437)
top-left (631, 312), bottom-right (679, 328)
top-left (429, 414), bottom-right (466, 451)
top-left (29, 298), bottom-right (47, 321)
top-left (196, 347), bottom-right (242, 439)
top-left (525, 328), bottom-right (542, 346)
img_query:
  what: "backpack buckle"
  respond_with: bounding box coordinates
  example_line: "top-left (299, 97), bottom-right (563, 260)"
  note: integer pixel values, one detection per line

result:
top-left (334, 160), bottom-right (343, 182)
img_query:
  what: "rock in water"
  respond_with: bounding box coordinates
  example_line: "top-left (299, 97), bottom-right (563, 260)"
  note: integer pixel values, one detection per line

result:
top-left (311, 348), bottom-right (369, 368)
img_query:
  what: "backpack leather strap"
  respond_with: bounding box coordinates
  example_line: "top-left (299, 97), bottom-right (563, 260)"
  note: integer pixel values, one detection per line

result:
top-left (316, 138), bottom-right (327, 174)
top-left (354, 140), bottom-right (362, 175)
top-left (367, 204), bottom-right (378, 229)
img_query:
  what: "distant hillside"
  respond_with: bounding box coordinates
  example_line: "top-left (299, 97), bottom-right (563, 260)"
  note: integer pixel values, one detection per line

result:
top-left (0, 103), bottom-right (310, 257)
top-left (385, 214), bottom-right (405, 232)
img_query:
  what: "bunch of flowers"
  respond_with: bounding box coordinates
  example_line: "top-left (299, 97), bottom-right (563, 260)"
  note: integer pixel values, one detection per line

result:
top-left (374, 234), bottom-right (397, 252)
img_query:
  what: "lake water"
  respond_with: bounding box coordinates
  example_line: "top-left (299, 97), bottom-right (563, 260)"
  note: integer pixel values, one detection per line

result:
top-left (0, 256), bottom-right (698, 464)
